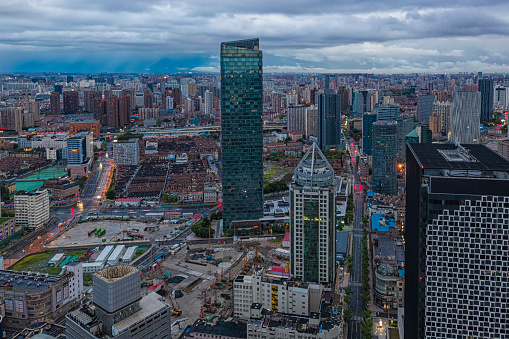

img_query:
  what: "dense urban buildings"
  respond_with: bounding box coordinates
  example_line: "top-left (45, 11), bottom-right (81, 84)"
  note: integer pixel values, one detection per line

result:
top-left (290, 143), bottom-right (336, 284)
top-left (405, 143), bottom-right (509, 339)
top-left (220, 39), bottom-right (264, 230)
top-left (113, 139), bottom-right (140, 166)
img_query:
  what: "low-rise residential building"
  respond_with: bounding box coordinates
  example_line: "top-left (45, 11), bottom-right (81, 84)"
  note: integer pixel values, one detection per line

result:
top-left (14, 189), bottom-right (49, 229)
top-left (183, 321), bottom-right (247, 339)
top-left (0, 217), bottom-right (21, 241)
top-left (247, 311), bottom-right (342, 339)
top-left (114, 198), bottom-right (142, 207)
top-left (44, 180), bottom-right (80, 200)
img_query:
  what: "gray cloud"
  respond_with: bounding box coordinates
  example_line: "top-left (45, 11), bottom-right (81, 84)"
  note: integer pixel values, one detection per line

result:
top-left (0, 0), bottom-right (508, 72)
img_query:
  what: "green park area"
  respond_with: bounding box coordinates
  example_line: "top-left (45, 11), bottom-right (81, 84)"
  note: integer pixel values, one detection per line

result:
top-left (9, 250), bottom-right (86, 275)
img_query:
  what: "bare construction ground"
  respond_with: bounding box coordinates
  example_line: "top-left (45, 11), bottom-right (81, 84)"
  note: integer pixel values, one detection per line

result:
top-left (47, 220), bottom-right (179, 247)
top-left (140, 239), bottom-right (289, 337)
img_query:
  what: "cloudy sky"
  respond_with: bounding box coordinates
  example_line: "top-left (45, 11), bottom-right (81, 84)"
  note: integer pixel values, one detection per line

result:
top-left (1, 0), bottom-right (509, 73)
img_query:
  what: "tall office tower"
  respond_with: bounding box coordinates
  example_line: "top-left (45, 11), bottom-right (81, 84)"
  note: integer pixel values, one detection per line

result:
top-left (417, 95), bottom-right (434, 125)
top-left (122, 89), bottom-right (136, 109)
top-left (336, 86), bottom-right (349, 113)
top-left (0, 108), bottom-right (22, 132)
top-left (24, 100), bottom-right (40, 126)
top-left (396, 117), bottom-right (414, 162)
top-left (143, 89), bottom-right (153, 108)
top-left (317, 90), bottom-right (341, 150)
top-left (479, 78), bottom-right (494, 122)
top-left (105, 98), bottom-right (120, 129)
top-left (50, 92), bottom-right (61, 115)
top-left (287, 105), bottom-right (306, 134)
top-left (495, 85), bottom-right (507, 109)
top-left (450, 91), bottom-right (481, 144)
top-left (83, 90), bottom-right (102, 112)
top-left (67, 134), bottom-right (88, 165)
top-left (290, 143), bottom-right (336, 284)
top-left (14, 189), bottom-right (49, 229)
top-left (220, 38), bottom-right (264, 230)
top-left (429, 114), bottom-right (441, 139)
top-left (118, 95), bottom-right (131, 127)
top-left (204, 90), bottom-right (213, 115)
top-left (362, 112), bottom-right (377, 155)
top-left (305, 105), bottom-right (318, 137)
top-left (432, 101), bottom-right (452, 136)
top-left (162, 89), bottom-right (172, 109)
top-left (170, 87), bottom-right (183, 107)
top-left (353, 90), bottom-right (370, 117)
top-left (63, 91), bottom-right (79, 114)
top-left (374, 104), bottom-right (399, 121)
top-left (405, 143), bottom-right (509, 339)
top-left (103, 89), bottom-right (113, 101)
top-left (54, 84), bottom-right (63, 95)
top-left (371, 121), bottom-right (398, 196)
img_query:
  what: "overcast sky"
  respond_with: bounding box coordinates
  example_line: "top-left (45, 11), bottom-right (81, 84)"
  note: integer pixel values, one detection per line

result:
top-left (1, 0), bottom-right (509, 73)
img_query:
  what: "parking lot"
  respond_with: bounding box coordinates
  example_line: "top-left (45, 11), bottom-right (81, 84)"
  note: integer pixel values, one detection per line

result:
top-left (47, 220), bottom-right (183, 247)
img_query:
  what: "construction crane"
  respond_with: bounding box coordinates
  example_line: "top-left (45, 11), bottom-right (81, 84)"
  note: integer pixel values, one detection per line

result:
top-left (154, 263), bottom-right (182, 316)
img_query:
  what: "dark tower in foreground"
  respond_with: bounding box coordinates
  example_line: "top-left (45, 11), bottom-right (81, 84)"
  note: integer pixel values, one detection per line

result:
top-left (405, 143), bottom-right (509, 339)
top-left (220, 39), bottom-right (263, 230)
top-left (479, 78), bottom-right (494, 122)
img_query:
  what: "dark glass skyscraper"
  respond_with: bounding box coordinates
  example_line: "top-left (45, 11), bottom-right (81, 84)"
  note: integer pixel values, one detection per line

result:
top-left (371, 121), bottom-right (398, 196)
top-left (479, 78), bottom-right (494, 122)
top-left (317, 90), bottom-right (341, 151)
top-left (220, 39), bottom-right (264, 230)
top-left (405, 143), bottom-right (509, 339)
top-left (362, 112), bottom-right (377, 155)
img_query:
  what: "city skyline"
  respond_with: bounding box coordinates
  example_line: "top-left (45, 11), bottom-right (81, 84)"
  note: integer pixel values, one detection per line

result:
top-left (1, 1), bottom-right (509, 73)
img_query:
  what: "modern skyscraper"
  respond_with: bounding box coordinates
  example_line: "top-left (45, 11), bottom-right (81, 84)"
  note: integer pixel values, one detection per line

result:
top-left (353, 90), bottom-right (370, 117)
top-left (317, 90), bottom-right (341, 150)
top-left (290, 143), bottom-right (336, 284)
top-left (220, 38), bottom-right (264, 230)
top-left (374, 104), bottom-right (399, 121)
top-left (143, 89), bottom-right (153, 108)
top-left (417, 95), bottom-right (435, 125)
top-left (362, 112), bottom-right (377, 156)
top-left (63, 91), bottom-right (79, 114)
top-left (479, 78), bottom-right (494, 122)
top-left (450, 91), bottom-right (481, 144)
top-left (305, 105), bottom-right (318, 137)
top-left (371, 121), bottom-right (398, 196)
top-left (405, 143), bottom-right (509, 339)
top-left (67, 134), bottom-right (88, 165)
top-left (495, 85), bottom-right (507, 109)
top-left (204, 90), bottom-right (213, 115)
top-left (396, 117), bottom-right (414, 162)
top-left (287, 105), bottom-right (306, 134)
top-left (50, 92), bottom-right (61, 115)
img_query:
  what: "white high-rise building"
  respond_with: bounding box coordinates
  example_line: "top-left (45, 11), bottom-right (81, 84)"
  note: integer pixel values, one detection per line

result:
top-left (204, 90), bottom-right (213, 115)
top-left (450, 91), bottom-right (481, 144)
top-left (113, 139), bottom-right (140, 166)
top-left (14, 189), bottom-right (50, 229)
top-left (165, 96), bottom-right (174, 110)
top-left (181, 84), bottom-right (189, 98)
top-left (287, 105), bottom-right (306, 134)
top-left (290, 143), bottom-right (336, 284)
top-left (432, 101), bottom-right (452, 136)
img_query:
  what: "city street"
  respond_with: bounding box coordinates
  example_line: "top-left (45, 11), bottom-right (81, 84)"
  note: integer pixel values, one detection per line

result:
top-left (348, 139), bottom-right (366, 339)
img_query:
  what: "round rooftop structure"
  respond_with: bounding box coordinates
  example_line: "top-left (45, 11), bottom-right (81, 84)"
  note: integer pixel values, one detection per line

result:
top-left (294, 143), bottom-right (334, 187)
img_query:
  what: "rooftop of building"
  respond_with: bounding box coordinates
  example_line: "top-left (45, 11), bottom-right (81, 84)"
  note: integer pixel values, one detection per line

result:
top-left (113, 292), bottom-right (168, 333)
top-left (371, 214), bottom-right (396, 232)
top-left (184, 321), bottom-right (247, 338)
top-left (94, 265), bottom-right (139, 283)
top-left (408, 143), bottom-right (509, 171)
top-left (12, 322), bottom-right (66, 339)
top-left (250, 311), bottom-right (341, 334)
top-left (70, 120), bottom-right (99, 124)
top-left (0, 269), bottom-right (64, 291)
top-left (373, 236), bottom-right (405, 264)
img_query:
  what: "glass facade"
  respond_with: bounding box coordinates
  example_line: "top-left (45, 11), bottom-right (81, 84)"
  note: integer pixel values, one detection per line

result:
top-left (220, 39), bottom-right (264, 230)
top-left (317, 90), bottom-right (341, 151)
top-left (371, 121), bottom-right (398, 196)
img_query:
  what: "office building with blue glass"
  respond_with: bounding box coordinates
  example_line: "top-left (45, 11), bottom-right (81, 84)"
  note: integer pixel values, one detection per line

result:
top-left (317, 90), bottom-right (341, 151)
top-left (371, 121), bottom-right (398, 196)
top-left (362, 112), bottom-right (377, 156)
top-left (220, 39), bottom-right (264, 230)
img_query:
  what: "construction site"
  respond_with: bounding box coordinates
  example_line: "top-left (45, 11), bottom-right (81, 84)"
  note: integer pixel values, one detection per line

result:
top-left (139, 237), bottom-right (288, 336)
